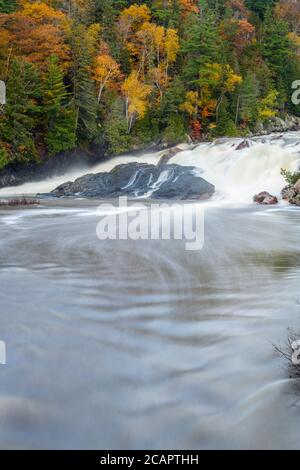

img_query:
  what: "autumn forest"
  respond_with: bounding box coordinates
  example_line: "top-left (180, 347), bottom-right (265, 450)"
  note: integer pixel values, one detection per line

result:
top-left (0, 0), bottom-right (299, 169)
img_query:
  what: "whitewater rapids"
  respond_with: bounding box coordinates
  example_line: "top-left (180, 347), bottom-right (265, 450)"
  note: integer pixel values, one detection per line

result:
top-left (0, 132), bottom-right (300, 449)
top-left (0, 132), bottom-right (300, 203)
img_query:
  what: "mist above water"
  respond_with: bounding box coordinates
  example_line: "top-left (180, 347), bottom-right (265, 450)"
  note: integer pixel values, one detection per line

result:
top-left (1, 132), bottom-right (300, 204)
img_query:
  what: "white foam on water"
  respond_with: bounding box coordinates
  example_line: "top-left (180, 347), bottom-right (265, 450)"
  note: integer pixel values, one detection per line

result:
top-left (1, 208), bottom-right (85, 227)
top-left (172, 135), bottom-right (300, 203)
top-left (0, 133), bottom-right (299, 204)
top-left (0, 151), bottom-right (162, 197)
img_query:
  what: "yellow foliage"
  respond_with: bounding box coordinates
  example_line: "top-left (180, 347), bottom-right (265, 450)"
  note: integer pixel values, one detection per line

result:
top-left (122, 71), bottom-right (152, 131)
top-left (93, 53), bottom-right (121, 102)
top-left (119, 4), bottom-right (151, 41)
top-left (20, 1), bottom-right (66, 23)
top-left (85, 23), bottom-right (101, 57)
top-left (180, 90), bottom-right (217, 121)
top-left (150, 66), bottom-right (169, 101)
top-left (135, 22), bottom-right (157, 60)
top-left (258, 90), bottom-right (279, 121)
top-left (136, 22), bottom-right (166, 61)
top-left (153, 25), bottom-right (165, 52)
top-left (180, 91), bottom-right (200, 117)
top-left (288, 32), bottom-right (300, 49)
top-left (121, 3), bottom-right (151, 23)
top-left (165, 28), bottom-right (180, 66)
top-left (153, 0), bottom-right (199, 18)
top-left (181, 62), bottom-right (240, 126)
top-left (125, 18), bottom-right (179, 92)
top-left (201, 63), bottom-right (242, 92)
top-left (93, 55), bottom-right (120, 84)
top-left (225, 67), bottom-right (242, 91)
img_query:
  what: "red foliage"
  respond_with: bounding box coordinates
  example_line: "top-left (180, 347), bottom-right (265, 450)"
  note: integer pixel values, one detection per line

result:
top-left (191, 120), bottom-right (202, 141)
top-left (220, 18), bottom-right (255, 55)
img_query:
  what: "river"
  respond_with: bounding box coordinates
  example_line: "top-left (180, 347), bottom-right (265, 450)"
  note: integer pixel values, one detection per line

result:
top-left (0, 132), bottom-right (300, 449)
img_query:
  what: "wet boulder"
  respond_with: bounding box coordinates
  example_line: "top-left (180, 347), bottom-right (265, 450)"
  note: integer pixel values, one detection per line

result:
top-left (253, 191), bottom-right (278, 205)
top-left (235, 139), bottom-right (252, 151)
top-left (46, 163), bottom-right (215, 201)
top-left (157, 147), bottom-right (183, 166)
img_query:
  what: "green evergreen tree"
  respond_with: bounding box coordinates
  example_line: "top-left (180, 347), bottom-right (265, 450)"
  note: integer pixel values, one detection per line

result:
top-left (0, 0), bottom-right (17, 13)
top-left (104, 98), bottom-right (130, 154)
top-left (0, 59), bottom-right (41, 162)
top-left (43, 56), bottom-right (76, 156)
top-left (245, 0), bottom-right (277, 19)
top-left (152, 0), bottom-right (181, 28)
top-left (261, 9), bottom-right (295, 108)
top-left (261, 10), bottom-right (290, 80)
top-left (237, 72), bottom-right (259, 127)
top-left (70, 25), bottom-right (98, 145)
top-left (182, 0), bottom-right (221, 86)
top-left (214, 97), bottom-right (239, 136)
top-left (0, 147), bottom-right (9, 170)
top-left (159, 77), bottom-right (186, 125)
top-left (95, 0), bottom-right (116, 45)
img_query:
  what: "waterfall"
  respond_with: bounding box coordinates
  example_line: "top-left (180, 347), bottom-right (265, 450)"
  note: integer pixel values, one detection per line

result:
top-left (1, 132), bottom-right (300, 203)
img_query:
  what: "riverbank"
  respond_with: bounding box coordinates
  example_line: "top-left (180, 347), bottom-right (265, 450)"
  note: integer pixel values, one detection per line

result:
top-left (0, 131), bottom-right (300, 205)
top-left (1, 114), bottom-right (300, 192)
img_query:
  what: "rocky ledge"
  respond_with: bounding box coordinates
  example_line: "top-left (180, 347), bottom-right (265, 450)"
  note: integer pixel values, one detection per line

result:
top-left (282, 179), bottom-right (300, 206)
top-left (43, 163), bottom-right (215, 201)
top-left (253, 114), bottom-right (300, 136)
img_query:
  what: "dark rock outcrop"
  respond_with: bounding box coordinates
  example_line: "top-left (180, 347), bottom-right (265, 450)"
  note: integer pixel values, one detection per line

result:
top-left (235, 139), bottom-right (252, 151)
top-left (45, 163), bottom-right (215, 201)
top-left (253, 191), bottom-right (278, 205)
top-left (157, 147), bottom-right (183, 166)
top-left (253, 115), bottom-right (300, 136)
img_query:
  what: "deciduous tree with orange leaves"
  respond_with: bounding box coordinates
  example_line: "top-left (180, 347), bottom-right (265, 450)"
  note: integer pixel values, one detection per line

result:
top-left (0, 0), bottom-right (70, 71)
top-left (93, 51), bottom-right (121, 103)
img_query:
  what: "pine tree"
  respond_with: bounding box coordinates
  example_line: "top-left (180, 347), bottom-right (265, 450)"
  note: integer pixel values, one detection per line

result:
top-left (0, 0), bottom-right (17, 13)
top-left (152, 0), bottom-right (181, 28)
top-left (104, 98), bottom-right (130, 154)
top-left (261, 9), bottom-right (294, 108)
top-left (214, 97), bottom-right (238, 136)
top-left (0, 59), bottom-right (41, 162)
top-left (70, 24), bottom-right (98, 144)
top-left (245, 0), bottom-right (277, 19)
top-left (160, 77), bottom-right (186, 125)
top-left (261, 10), bottom-right (290, 79)
top-left (43, 56), bottom-right (76, 156)
top-left (182, 0), bottom-right (221, 86)
top-left (237, 72), bottom-right (259, 127)
top-left (95, 0), bottom-right (117, 46)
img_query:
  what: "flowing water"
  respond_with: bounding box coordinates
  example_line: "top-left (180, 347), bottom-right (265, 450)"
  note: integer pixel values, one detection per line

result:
top-left (0, 133), bottom-right (300, 449)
